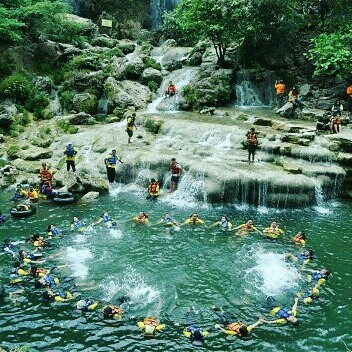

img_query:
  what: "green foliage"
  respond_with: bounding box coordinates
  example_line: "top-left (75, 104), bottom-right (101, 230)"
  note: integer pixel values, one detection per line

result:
top-left (174, 0), bottom-right (250, 67)
top-left (7, 144), bottom-right (20, 160)
top-left (59, 90), bottom-right (75, 111)
top-left (144, 117), bottom-right (164, 134)
top-left (0, 73), bottom-right (30, 103)
top-left (25, 92), bottom-right (50, 119)
top-left (147, 81), bottom-right (159, 92)
top-left (0, 6), bottom-right (24, 43)
top-left (182, 85), bottom-right (198, 107)
top-left (306, 29), bottom-right (352, 79)
top-left (143, 57), bottom-right (161, 70)
top-left (56, 119), bottom-right (78, 134)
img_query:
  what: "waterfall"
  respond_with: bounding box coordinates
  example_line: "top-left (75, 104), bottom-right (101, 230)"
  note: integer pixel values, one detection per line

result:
top-left (146, 67), bottom-right (196, 113)
top-left (97, 94), bottom-right (108, 116)
top-left (149, 0), bottom-right (181, 29)
top-left (313, 178), bottom-right (331, 214)
top-left (235, 81), bottom-right (263, 107)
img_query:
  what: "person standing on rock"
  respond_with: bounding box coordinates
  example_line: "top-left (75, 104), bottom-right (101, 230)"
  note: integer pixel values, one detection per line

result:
top-left (104, 149), bottom-right (123, 183)
top-left (247, 128), bottom-right (258, 164)
top-left (275, 80), bottom-right (286, 108)
top-left (170, 158), bottom-right (182, 192)
top-left (63, 142), bottom-right (78, 172)
top-left (126, 112), bottom-right (137, 144)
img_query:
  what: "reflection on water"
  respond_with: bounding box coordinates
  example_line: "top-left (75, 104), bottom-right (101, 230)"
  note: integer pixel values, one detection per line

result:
top-left (0, 189), bottom-right (351, 351)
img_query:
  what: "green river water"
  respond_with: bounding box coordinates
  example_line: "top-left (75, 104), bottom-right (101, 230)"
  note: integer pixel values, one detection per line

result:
top-left (0, 186), bottom-right (351, 352)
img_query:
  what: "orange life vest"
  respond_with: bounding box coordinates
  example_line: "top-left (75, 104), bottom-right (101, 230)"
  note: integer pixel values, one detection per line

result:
top-left (275, 83), bottom-right (285, 94)
top-left (347, 85), bottom-right (352, 96)
top-left (40, 168), bottom-right (52, 181)
top-left (227, 322), bottom-right (244, 333)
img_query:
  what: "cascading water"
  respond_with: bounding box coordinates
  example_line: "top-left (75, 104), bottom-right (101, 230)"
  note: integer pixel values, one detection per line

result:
top-left (97, 93), bottom-right (108, 116)
top-left (149, 0), bottom-right (181, 29)
top-left (146, 67), bottom-right (197, 113)
top-left (235, 80), bottom-right (263, 107)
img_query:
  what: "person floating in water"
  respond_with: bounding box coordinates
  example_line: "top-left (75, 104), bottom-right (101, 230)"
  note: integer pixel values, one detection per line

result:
top-left (305, 268), bottom-right (330, 288)
top-left (212, 306), bottom-right (262, 337)
top-left (156, 213), bottom-right (179, 228)
top-left (296, 288), bottom-right (320, 305)
top-left (132, 212), bottom-right (149, 224)
top-left (18, 250), bottom-right (43, 264)
top-left (292, 231), bottom-right (306, 246)
top-left (0, 211), bottom-right (6, 225)
top-left (70, 217), bottom-right (86, 231)
top-left (260, 296), bottom-right (300, 326)
top-left (137, 317), bottom-right (166, 337)
top-left (41, 181), bottom-right (53, 198)
top-left (126, 111), bottom-right (137, 144)
top-left (27, 186), bottom-right (39, 203)
top-left (104, 149), bottom-right (123, 184)
top-left (92, 212), bottom-right (116, 228)
top-left (183, 213), bottom-right (205, 226)
top-left (232, 219), bottom-right (261, 236)
top-left (146, 178), bottom-right (160, 201)
top-left (263, 221), bottom-right (284, 239)
top-left (165, 81), bottom-right (176, 97)
top-left (3, 239), bottom-right (17, 258)
top-left (75, 298), bottom-right (99, 312)
top-left (13, 184), bottom-right (27, 200)
top-left (209, 215), bottom-right (232, 231)
top-left (47, 224), bottom-right (61, 239)
top-left (102, 297), bottom-right (129, 319)
top-left (285, 250), bottom-right (314, 267)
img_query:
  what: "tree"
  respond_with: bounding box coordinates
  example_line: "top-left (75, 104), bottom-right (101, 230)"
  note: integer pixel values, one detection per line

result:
top-left (175, 0), bottom-right (250, 67)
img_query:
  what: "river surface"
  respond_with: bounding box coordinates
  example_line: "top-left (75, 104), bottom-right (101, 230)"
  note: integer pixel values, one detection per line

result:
top-left (0, 186), bottom-right (351, 352)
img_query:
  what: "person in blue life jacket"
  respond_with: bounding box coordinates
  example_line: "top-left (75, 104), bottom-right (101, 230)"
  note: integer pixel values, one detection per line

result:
top-left (305, 268), bottom-right (331, 288)
top-left (155, 213), bottom-right (179, 228)
top-left (70, 216), bottom-right (86, 231)
top-left (13, 184), bottom-right (27, 200)
top-left (285, 250), bottom-right (314, 267)
top-left (260, 296), bottom-right (300, 326)
top-left (209, 215), bottom-right (233, 231)
top-left (63, 142), bottom-right (78, 172)
top-left (3, 239), bottom-right (17, 258)
top-left (47, 224), bottom-right (61, 238)
top-left (296, 288), bottom-right (320, 304)
top-left (34, 275), bottom-right (60, 289)
top-left (18, 250), bottom-right (43, 264)
top-left (75, 298), bottom-right (99, 312)
top-left (41, 180), bottom-right (53, 197)
top-left (0, 211), bottom-right (6, 225)
top-left (104, 149), bottom-right (123, 183)
top-left (92, 212), bottom-right (116, 228)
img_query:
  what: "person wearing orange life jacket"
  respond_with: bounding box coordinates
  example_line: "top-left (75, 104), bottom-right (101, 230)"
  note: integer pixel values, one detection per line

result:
top-left (170, 158), bottom-right (182, 192)
top-left (288, 87), bottom-right (303, 113)
top-left (146, 178), bottom-right (160, 200)
top-left (292, 231), bottom-right (306, 246)
top-left (165, 81), bottom-right (176, 97)
top-left (247, 128), bottom-right (258, 164)
top-left (138, 317), bottom-right (166, 337)
top-left (39, 162), bottom-right (52, 189)
top-left (346, 84), bottom-right (352, 118)
top-left (212, 306), bottom-right (262, 337)
top-left (27, 186), bottom-right (39, 202)
top-left (132, 212), bottom-right (149, 224)
top-left (275, 80), bottom-right (286, 108)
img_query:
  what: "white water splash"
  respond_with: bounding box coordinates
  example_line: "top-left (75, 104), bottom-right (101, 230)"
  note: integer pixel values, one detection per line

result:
top-left (235, 81), bottom-right (263, 107)
top-left (65, 246), bottom-right (93, 279)
top-left (100, 267), bottom-right (161, 306)
top-left (109, 228), bottom-right (124, 239)
top-left (246, 249), bottom-right (300, 296)
top-left (313, 179), bottom-right (332, 215)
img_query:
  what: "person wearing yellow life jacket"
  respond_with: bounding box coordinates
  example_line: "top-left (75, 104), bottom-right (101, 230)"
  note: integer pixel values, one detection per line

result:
top-left (260, 296), bottom-right (300, 326)
top-left (104, 149), bottom-right (123, 183)
top-left (75, 298), bottom-right (99, 312)
top-left (247, 128), bottom-right (258, 164)
top-left (183, 213), bottom-right (205, 225)
top-left (18, 250), bottom-right (43, 264)
top-left (34, 275), bottom-right (60, 289)
top-left (27, 186), bottom-right (39, 202)
top-left (263, 221), bottom-right (284, 239)
top-left (296, 288), bottom-right (320, 305)
top-left (132, 212), bottom-right (149, 224)
top-left (292, 231), bottom-right (306, 246)
top-left (70, 216), bottom-right (86, 231)
top-left (275, 80), bottom-right (286, 108)
top-left (63, 142), bottom-right (78, 172)
top-left (212, 306), bottom-right (262, 337)
top-left (10, 262), bottom-right (30, 284)
top-left (233, 219), bottom-right (261, 236)
top-left (126, 112), bottom-right (137, 144)
top-left (13, 184), bottom-right (27, 200)
top-left (209, 215), bottom-right (232, 231)
top-left (137, 317), bottom-right (166, 337)
top-left (305, 268), bottom-right (330, 289)
top-left (288, 87), bottom-right (303, 113)
top-left (42, 289), bottom-right (75, 302)
top-left (285, 250), bottom-right (314, 267)
top-left (146, 178), bottom-right (160, 200)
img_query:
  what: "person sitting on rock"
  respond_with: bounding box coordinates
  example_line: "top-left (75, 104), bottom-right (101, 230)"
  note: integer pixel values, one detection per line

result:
top-left (288, 87), bottom-right (303, 114)
top-left (330, 112), bottom-right (342, 133)
top-left (165, 81), bottom-right (176, 97)
top-left (39, 162), bottom-right (53, 189)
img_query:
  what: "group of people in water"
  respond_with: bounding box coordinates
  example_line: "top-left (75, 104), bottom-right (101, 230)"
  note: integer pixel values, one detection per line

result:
top-left (0, 199), bottom-right (332, 347)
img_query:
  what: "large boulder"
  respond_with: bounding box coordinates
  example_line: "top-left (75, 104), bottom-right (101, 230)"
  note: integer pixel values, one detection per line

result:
top-left (68, 70), bottom-right (105, 93)
top-left (125, 58), bottom-right (145, 80)
top-left (72, 93), bottom-right (98, 114)
top-left (276, 102), bottom-right (295, 118)
top-left (117, 40), bottom-right (136, 54)
top-left (32, 76), bottom-right (55, 94)
top-left (69, 112), bottom-right (96, 125)
top-left (20, 146), bottom-right (53, 161)
top-left (141, 67), bottom-right (162, 85)
top-left (0, 102), bottom-right (17, 128)
top-left (80, 191), bottom-right (100, 203)
top-left (105, 78), bottom-right (152, 111)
